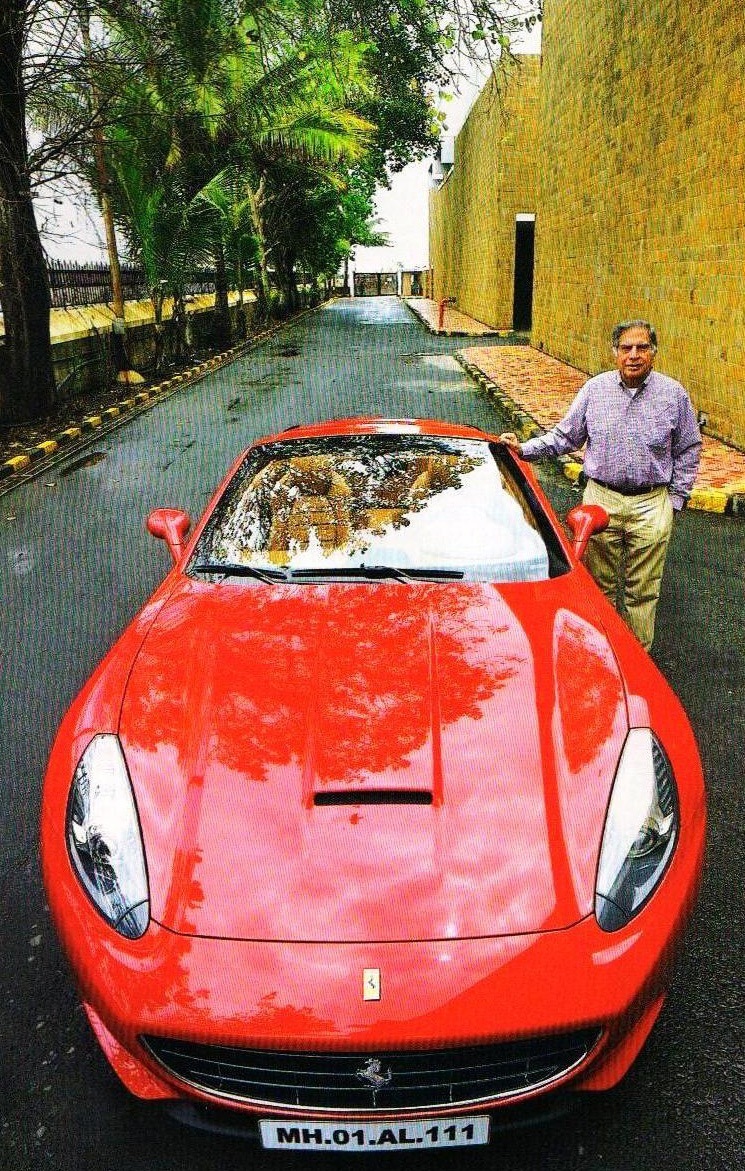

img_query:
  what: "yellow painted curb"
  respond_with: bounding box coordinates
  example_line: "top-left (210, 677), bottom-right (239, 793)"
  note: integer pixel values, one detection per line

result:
top-left (688, 488), bottom-right (728, 514)
top-left (517, 421), bottom-right (541, 440)
top-left (562, 461), bottom-right (584, 483)
top-left (5, 454), bottom-right (31, 472)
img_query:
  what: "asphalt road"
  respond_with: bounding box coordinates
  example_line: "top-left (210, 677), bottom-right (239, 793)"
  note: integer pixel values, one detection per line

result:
top-left (1, 297), bottom-right (743, 1171)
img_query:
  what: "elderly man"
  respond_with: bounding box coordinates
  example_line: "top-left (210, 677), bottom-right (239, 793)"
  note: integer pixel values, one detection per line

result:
top-left (499, 320), bottom-right (701, 650)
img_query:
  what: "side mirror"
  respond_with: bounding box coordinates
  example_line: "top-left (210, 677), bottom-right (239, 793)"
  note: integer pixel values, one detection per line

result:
top-left (565, 504), bottom-right (609, 562)
top-left (147, 508), bottom-right (192, 564)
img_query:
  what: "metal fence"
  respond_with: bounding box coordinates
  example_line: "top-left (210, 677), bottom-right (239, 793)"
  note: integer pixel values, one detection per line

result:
top-left (46, 260), bottom-right (220, 310)
top-left (353, 272), bottom-right (398, 297)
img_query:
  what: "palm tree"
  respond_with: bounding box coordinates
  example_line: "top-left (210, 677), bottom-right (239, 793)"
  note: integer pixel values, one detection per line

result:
top-left (97, 1), bottom-right (374, 322)
top-left (104, 120), bottom-right (219, 368)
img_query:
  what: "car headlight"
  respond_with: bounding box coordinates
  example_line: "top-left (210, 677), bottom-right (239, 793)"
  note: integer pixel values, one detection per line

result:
top-left (595, 729), bottom-right (678, 932)
top-left (66, 735), bottom-right (149, 939)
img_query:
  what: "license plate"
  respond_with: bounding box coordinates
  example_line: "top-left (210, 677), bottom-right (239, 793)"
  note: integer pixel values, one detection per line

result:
top-left (259, 1116), bottom-right (490, 1150)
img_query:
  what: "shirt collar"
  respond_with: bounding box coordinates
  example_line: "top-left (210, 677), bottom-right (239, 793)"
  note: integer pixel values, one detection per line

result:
top-left (617, 371), bottom-right (651, 394)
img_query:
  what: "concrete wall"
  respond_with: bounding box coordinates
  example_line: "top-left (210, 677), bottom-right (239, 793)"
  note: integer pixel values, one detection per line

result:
top-left (429, 56), bottom-right (541, 327)
top-left (429, 0), bottom-right (745, 445)
top-left (46, 299), bottom-right (258, 402)
top-left (0, 293), bottom-right (269, 406)
top-left (1, 288), bottom-right (327, 408)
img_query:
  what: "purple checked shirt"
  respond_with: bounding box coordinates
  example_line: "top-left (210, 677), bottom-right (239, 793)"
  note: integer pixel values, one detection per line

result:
top-left (519, 370), bottom-right (702, 510)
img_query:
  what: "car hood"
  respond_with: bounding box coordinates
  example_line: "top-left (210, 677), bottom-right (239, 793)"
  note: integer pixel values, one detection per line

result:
top-left (119, 577), bottom-right (629, 942)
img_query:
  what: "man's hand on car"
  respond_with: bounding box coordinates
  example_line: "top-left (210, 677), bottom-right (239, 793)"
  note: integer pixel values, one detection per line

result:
top-left (498, 432), bottom-right (522, 454)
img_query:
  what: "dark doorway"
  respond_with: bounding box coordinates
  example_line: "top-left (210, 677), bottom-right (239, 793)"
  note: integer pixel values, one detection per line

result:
top-left (512, 217), bottom-right (535, 331)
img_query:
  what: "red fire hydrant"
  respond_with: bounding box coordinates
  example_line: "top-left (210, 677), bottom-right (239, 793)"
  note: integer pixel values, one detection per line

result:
top-left (437, 297), bottom-right (456, 331)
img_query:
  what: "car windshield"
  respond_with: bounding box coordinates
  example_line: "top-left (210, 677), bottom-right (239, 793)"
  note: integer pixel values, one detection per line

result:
top-left (192, 434), bottom-right (566, 582)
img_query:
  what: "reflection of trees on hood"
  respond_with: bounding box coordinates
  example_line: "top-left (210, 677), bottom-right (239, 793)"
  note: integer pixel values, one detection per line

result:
top-left (554, 612), bottom-right (624, 772)
top-left (239, 991), bottom-right (339, 1037)
top-left (123, 583), bottom-right (521, 786)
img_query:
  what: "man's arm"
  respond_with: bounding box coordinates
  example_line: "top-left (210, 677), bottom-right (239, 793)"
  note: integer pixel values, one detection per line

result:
top-left (500, 384), bottom-right (590, 461)
top-left (669, 391), bottom-right (702, 510)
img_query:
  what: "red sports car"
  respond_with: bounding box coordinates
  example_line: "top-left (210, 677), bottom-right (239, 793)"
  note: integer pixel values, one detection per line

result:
top-left (41, 417), bottom-right (706, 1148)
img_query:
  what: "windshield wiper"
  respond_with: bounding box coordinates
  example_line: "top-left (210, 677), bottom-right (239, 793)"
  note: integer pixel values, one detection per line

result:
top-left (193, 562), bottom-right (288, 583)
top-left (194, 562), bottom-right (464, 584)
top-left (288, 566), bottom-right (464, 583)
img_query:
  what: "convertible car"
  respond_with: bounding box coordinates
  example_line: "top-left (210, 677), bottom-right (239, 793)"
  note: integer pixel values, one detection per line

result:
top-left (41, 417), bottom-right (706, 1147)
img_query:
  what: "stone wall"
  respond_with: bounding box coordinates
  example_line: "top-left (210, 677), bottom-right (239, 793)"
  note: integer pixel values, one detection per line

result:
top-left (429, 56), bottom-right (541, 327)
top-left (532, 0), bottom-right (745, 445)
top-left (429, 0), bottom-right (745, 446)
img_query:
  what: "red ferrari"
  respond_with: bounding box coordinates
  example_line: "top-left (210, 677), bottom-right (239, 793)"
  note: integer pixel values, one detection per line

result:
top-left (41, 417), bottom-right (706, 1148)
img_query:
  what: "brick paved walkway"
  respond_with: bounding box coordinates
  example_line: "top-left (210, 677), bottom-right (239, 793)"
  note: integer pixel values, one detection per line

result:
top-left (405, 297), bottom-right (505, 337)
top-left (403, 298), bottom-right (745, 515)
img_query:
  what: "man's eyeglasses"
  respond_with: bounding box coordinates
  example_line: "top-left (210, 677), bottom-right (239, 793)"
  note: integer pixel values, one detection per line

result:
top-left (617, 343), bottom-right (652, 354)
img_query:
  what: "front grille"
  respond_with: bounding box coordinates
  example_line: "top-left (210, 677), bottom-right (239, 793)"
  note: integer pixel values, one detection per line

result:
top-left (142, 1030), bottom-right (601, 1111)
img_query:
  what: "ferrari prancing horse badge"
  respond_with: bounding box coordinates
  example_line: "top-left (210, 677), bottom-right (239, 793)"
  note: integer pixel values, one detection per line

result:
top-left (363, 968), bottom-right (381, 1001)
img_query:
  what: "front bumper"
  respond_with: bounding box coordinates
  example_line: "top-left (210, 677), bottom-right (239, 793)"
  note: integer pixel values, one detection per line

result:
top-left (63, 874), bottom-right (697, 1118)
top-left (44, 717), bottom-right (705, 1120)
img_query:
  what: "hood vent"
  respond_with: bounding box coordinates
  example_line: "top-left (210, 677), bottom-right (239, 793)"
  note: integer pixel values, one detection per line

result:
top-left (314, 789), bottom-right (433, 807)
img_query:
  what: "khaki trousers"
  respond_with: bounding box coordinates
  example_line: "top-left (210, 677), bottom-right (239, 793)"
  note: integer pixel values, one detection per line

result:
top-left (582, 480), bottom-right (674, 651)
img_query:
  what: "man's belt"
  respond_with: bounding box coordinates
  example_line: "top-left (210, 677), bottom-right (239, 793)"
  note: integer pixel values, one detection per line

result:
top-left (590, 478), bottom-right (667, 497)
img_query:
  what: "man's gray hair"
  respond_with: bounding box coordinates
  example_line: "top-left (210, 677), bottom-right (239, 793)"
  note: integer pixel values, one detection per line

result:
top-left (612, 320), bottom-right (658, 352)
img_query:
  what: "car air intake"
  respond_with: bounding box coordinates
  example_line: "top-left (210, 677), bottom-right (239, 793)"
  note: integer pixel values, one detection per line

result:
top-left (141, 1030), bottom-right (601, 1111)
top-left (313, 790), bottom-right (433, 806)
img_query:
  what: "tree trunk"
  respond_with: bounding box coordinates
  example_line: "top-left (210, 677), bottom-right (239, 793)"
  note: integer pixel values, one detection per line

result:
top-left (213, 242), bottom-right (232, 348)
top-left (0, 1), bottom-right (56, 423)
top-left (170, 288), bottom-right (190, 364)
top-left (76, 0), bottom-right (140, 382)
top-left (287, 255), bottom-right (300, 312)
top-left (235, 243), bottom-right (247, 339)
top-left (246, 178), bottom-right (271, 323)
top-left (149, 283), bottom-right (166, 373)
top-left (275, 249), bottom-right (298, 314)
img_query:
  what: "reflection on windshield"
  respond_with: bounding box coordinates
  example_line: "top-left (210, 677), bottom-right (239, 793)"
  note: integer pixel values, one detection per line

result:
top-left (197, 436), bottom-right (551, 583)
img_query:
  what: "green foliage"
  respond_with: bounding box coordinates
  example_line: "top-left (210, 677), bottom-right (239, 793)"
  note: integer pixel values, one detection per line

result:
top-left (264, 159), bottom-right (388, 286)
top-left (1, 0), bottom-right (542, 418)
top-left (63, 2), bottom-right (376, 302)
top-left (31, 0), bottom-right (543, 305)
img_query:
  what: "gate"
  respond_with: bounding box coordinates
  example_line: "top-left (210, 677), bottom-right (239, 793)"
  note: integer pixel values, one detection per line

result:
top-left (354, 272), bottom-right (398, 297)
